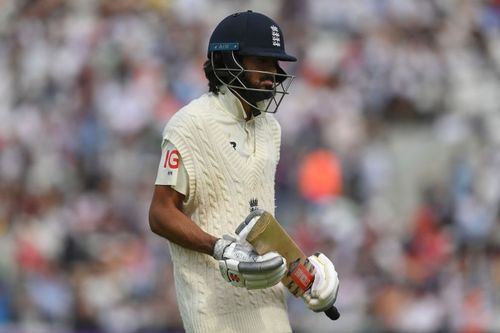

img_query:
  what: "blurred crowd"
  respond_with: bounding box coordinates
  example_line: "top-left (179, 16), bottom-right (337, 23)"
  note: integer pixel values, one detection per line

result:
top-left (0, 0), bottom-right (499, 332)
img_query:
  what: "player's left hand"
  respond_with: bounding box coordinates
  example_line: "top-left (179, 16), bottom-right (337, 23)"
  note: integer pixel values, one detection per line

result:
top-left (302, 252), bottom-right (339, 312)
top-left (213, 236), bottom-right (287, 290)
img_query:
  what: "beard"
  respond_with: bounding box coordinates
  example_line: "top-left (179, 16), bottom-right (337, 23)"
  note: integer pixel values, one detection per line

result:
top-left (234, 74), bottom-right (276, 105)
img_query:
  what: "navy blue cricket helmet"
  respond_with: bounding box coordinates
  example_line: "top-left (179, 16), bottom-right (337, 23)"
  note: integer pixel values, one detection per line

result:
top-left (208, 10), bottom-right (297, 62)
top-left (205, 10), bottom-right (297, 113)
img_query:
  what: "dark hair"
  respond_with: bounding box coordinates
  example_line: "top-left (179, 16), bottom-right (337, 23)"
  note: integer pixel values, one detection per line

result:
top-left (203, 52), bottom-right (245, 95)
top-left (203, 53), bottom-right (224, 95)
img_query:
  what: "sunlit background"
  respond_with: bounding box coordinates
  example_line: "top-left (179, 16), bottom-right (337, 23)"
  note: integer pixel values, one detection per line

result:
top-left (0, 0), bottom-right (499, 332)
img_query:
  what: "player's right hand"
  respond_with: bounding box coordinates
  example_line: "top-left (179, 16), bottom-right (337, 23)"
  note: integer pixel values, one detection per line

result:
top-left (212, 236), bottom-right (287, 289)
top-left (302, 253), bottom-right (339, 312)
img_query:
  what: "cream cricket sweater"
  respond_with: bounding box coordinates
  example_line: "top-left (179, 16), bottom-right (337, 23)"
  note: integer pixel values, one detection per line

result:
top-left (161, 89), bottom-right (292, 333)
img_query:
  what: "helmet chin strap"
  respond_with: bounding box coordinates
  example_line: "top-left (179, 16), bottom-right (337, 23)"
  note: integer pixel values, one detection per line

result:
top-left (251, 108), bottom-right (262, 117)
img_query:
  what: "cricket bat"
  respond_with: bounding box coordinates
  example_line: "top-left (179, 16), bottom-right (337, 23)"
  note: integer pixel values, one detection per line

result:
top-left (245, 211), bottom-right (340, 320)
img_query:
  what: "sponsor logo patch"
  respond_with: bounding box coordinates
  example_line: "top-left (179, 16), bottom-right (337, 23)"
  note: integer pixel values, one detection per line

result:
top-left (163, 149), bottom-right (180, 169)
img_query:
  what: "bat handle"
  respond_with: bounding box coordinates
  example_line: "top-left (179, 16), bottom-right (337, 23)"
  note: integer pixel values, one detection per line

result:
top-left (324, 305), bottom-right (340, 320)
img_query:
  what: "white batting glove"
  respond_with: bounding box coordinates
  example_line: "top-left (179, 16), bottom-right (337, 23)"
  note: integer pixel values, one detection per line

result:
top-left (302, 253), bottom-right (339, 312)
top-left (213, 236), bottom-right (287, 289)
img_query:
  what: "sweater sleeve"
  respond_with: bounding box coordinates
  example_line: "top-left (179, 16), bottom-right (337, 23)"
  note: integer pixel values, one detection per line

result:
top-left (161, 111), bottom-right (198, 213)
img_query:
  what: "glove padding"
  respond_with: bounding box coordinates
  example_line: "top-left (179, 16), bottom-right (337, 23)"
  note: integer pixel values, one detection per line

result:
top-left (235, 207), bottom-right (264, 246)
top-left (302, 253), bottom-right (339, 312)
top-left (213, 236), bottom-right (287, 289)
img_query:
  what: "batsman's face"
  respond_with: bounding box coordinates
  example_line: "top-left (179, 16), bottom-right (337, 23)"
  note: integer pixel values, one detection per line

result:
top-left (241, 56), bottom-right (278, 91)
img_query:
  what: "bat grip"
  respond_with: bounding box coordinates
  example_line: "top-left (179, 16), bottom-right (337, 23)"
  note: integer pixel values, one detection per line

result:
top-left (324, 305), bottom-right (340, 320)
top-left (288, 259), bottom-right (340, 320)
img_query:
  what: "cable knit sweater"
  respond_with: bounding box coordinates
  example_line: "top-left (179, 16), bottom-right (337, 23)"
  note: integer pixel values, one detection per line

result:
top-left (161, 89), bottom-right (291, 333)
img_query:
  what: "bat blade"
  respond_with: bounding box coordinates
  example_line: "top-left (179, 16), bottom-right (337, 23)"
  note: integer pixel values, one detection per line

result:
top-left (246, 211), bottom-right (340, 321)
top-left (246, 211), bottom-right (303, 263)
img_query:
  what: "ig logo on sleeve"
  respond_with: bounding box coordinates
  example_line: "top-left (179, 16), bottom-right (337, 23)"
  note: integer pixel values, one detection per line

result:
top-left (163, 149), bottom-right (180, 174)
